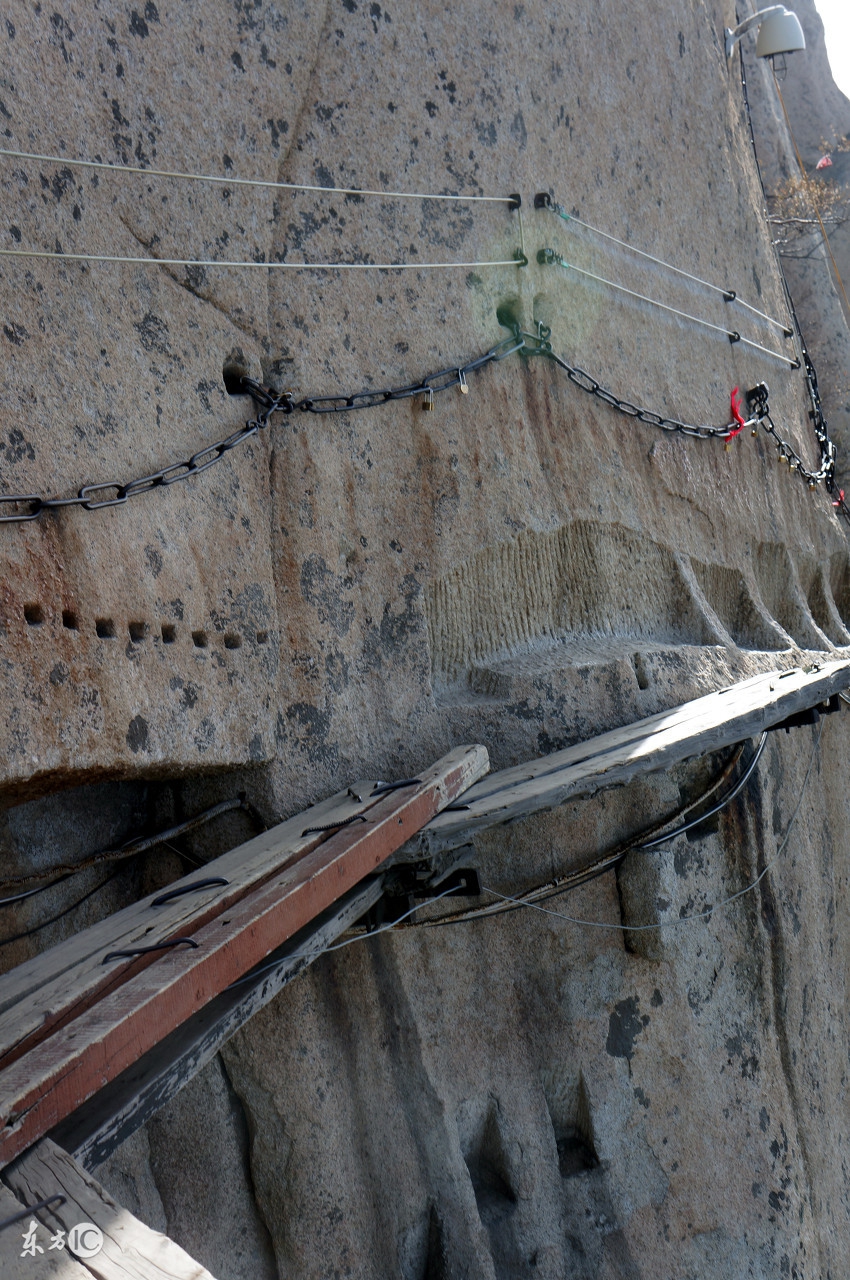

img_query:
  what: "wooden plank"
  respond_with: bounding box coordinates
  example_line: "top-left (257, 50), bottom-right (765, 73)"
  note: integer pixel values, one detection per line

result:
top-left (51, 878), bottom-right (384, 1172)
top-left (4, 1137), bottom-right (218, 1279)
top-left (398, 662), bottom-right (850, 857)
top-left (0, 777), bottom-right (393, 1069)
top-left (0, 745), bottom-right (488, 1168)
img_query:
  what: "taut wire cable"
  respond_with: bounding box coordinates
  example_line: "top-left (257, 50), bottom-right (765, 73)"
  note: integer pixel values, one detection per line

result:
top-left (538, 195), bottom-right (793, 335)
top-left (431, 720), bottom-right (822, 934)
top-left (637, 732), bottom-right (767, 848)
top-left (0, 145), bottom-right (518, 205)
top-left (539, 251), bottom-right (800, 368)
top-left (416, 736), bottom-right (759, 927)
top-left (0, 247), bottom-right (523, 272)
top-left (224, 881), bottom-right (462, 991)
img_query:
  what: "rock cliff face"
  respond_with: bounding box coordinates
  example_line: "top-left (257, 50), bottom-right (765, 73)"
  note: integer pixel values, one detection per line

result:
top-left (742, 0), bottom-right (850, 487)
top-left (2, 2), bottom-right (850, 1277)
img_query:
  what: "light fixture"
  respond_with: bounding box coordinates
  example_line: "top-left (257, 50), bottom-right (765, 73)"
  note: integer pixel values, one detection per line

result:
top-left (724, 6), bottom-right (805, 61)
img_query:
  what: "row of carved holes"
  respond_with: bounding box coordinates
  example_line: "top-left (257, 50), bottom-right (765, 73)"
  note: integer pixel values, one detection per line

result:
top-left (22, 605), bottom-right (268, 649)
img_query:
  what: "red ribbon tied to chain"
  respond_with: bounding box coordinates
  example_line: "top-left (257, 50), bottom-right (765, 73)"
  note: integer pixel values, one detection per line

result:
top-left (727, 387), bottom-right (746, 440)
top-left (833, 489), bottom-right (845, 508)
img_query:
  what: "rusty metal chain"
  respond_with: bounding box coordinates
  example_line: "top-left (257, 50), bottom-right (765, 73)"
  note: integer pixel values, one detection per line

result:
top-left (240, 332), bottom-right (526, 416)
top-left (0, 322), bottom-right (843, 525)
top-left (521, 325), bottom-right (839, 495)
top-left (0, 334), bottom-right (525, 523)
top-left (0, 413), bottom-right (273, 524)
top-left (518, 324), bottom-right (748, 439)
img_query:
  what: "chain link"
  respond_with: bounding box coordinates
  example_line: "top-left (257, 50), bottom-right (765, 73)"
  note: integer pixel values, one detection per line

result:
top-left (0, 336), bottom-right (525, 523)
top-left (518, 325), bottom-right (750, 439)
top-left (0, 323), bottom-right (844, 525)
top-left (522, 325), bottom-right (839, 494)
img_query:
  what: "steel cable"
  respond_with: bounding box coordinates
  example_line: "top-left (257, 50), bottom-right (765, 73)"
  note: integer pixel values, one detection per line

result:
top-left (535, 192), bottom-right (793, 334)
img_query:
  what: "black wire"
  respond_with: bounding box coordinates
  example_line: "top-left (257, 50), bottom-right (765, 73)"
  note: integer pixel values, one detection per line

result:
top-left (0, 794), bottom-right (256, 895)
top-left (0, 872), bottom-right (75, 909)
top-left (421, 734), bottom-right (769, 927)
top-left (637, 732), bottom-right (767, 849)
top-left (0, 1196), bottom-right (66, 1233)
top-left (0, 870), bottom-right (121, 948)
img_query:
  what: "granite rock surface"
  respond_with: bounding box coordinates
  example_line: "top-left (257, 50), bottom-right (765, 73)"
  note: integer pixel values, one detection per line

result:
top-left (2, 2), bottom-right (850, 1276)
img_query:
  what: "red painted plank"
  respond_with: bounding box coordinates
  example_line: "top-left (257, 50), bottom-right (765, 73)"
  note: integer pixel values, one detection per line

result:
top-left (0, 780), bottom-right (391, 1070)
top-left (0, 745), bottom-right (486, 1168)
top-left (0, 803), bottom-right (379, 1074)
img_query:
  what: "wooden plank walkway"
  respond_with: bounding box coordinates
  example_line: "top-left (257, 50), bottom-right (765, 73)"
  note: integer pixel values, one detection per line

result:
top-left (400, 661), bottom-right (850, 860)
top-left (0, 746), bottom-right (488, 1170)
top-left (0, 776), bottom-right (392, 1070)
top-left (3, 1137), bottom-right (217, 1279)
top-left (51, 878), bottom-right (384, 1171)
top-left (2, 662), bottom-right (848, 1180)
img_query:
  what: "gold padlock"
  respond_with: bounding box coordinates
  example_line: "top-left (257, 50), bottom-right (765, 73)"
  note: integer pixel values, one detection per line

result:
top-left (422, 388), bottom-right (435, 411)
top-left (458, 370), bottom-right (469, 395)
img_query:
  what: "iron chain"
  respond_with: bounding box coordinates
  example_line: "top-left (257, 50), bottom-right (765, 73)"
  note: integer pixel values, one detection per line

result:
top-left (0, 335), bottom-right (525, 523)
top-left (0, 324), bottom-right (843, 524)
top-left (522, 325), bottom-right (839, 495)
top-left (238, 332), bottom-right (525, 416)
top-left (518, 325), bottom-right (751, 439)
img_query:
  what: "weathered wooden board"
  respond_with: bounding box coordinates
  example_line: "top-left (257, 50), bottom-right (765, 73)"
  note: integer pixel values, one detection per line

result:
top-left (52, 878), bottom-right (384, 1172)
top-left (3, 1138), bottom-right (218, 1279)
top-left (0, 777), bottom-right (392, 1069)
top-left (0, 745), bottom-right (488, 1168)
top-left (398, 662), bottom-right (850, 857)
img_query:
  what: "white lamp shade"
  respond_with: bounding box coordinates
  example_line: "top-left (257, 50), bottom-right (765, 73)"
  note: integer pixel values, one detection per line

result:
top-left (755, 9), bottom-right (806, 57)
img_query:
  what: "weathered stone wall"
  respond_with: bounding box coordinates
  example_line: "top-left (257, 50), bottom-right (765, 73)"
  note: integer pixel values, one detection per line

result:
top-left (2, 2), bottom-right (850, 1277)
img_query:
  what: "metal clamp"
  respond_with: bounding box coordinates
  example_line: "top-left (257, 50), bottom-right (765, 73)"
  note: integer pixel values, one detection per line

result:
top-left (370, 778), bottom-right (422, 797)
top-left (302, 814), bottom-right (368, 837)
top-left (151, 876), bottom-right (230, 907)
top-left (103, 937), bottom-right (199, 964)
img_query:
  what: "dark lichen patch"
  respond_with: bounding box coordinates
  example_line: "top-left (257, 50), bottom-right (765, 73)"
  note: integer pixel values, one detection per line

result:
top-left (606, 997), bottom-right (650, 1061)
top-left (0, 428), bottom-right (35, 465)
top-left (283, 701), bottom-right (339, 768)
top-left (126, 714), bottom-right (150, 753)
top-left (194, 716), bottom-right (216, 753)
top-left (300, 555), bottom-right (354, 637)
top-left (133, 311), bottom-right (171, 356)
